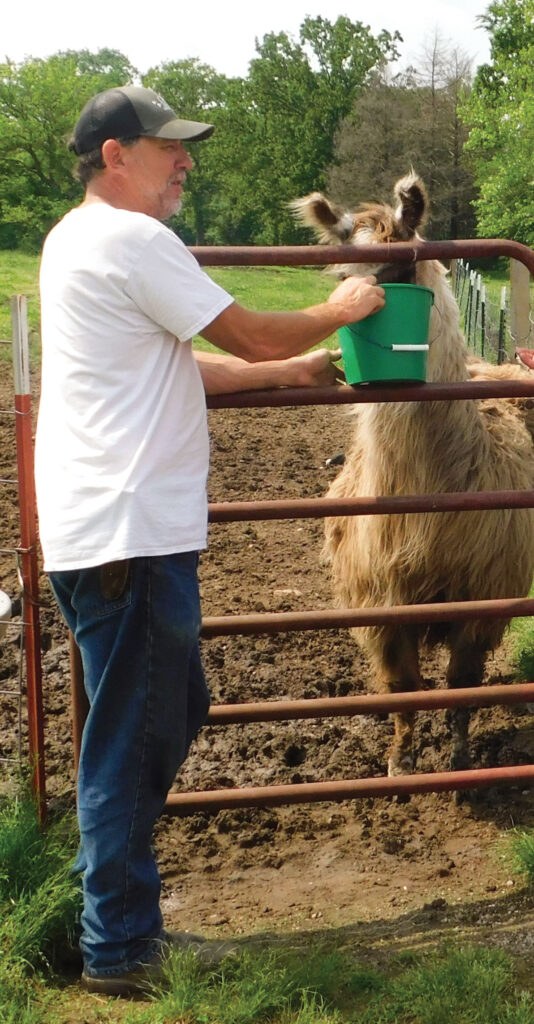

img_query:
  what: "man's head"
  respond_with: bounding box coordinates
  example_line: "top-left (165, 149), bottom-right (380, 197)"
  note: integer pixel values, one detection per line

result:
top-left (70, 85), bottom-right (214, 157)
top-left (70, 85), bottom-right (214, 217)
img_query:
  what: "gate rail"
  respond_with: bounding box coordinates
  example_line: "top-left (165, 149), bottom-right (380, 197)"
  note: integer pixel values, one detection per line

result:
top-left (62, 237), bottom-right (534, 813)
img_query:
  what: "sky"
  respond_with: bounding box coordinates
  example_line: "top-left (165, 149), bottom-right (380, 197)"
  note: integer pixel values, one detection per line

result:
top-left (4, 0), bottom-right (492, 77)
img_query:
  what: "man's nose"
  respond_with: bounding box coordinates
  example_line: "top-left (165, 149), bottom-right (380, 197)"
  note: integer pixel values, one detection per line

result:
top-left (177, 146), bottom-right (193, 170)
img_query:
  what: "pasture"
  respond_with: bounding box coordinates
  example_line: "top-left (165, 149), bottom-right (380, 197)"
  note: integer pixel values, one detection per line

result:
top-left (2, 252), bottom-right (534, 1021)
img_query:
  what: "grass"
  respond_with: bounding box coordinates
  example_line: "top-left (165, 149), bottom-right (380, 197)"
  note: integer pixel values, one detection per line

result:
top-left (0, 251), bottom-right (517, 365)
top-left (194, 265), bottom-right (337, 353)
top-left (2, 788), bottom-right (534, 1022)
top-left (507, 827), bottom-right (534, 887)
top-left (507, 583), bottom-right (534, 683)
top-left (0, 252), bottom-right (337, 361)
top-left (33, 940), bottom-right (534, 1024)
top-left (0, 252), bottom-right (41, 361)
top-left (0, 784), bottom-right (81, 1024)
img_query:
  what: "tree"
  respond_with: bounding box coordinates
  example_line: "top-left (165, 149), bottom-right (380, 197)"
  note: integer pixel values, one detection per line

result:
top-left (143, 59), bottom-right (235, 244)
top-left (0, 50), bottom-right (137, 248)
top-left (461, 0), bottom-right (534, 244)
top-left (147, 19), bottom-right (401, 246)
top-left (240, 16), bottom-right (401, 244)
top-left (327, 38), bottom-right (476, 240)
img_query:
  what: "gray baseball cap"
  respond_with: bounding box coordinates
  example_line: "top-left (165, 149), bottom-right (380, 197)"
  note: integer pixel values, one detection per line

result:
top-left (70, 85), bottom-right (214, 155)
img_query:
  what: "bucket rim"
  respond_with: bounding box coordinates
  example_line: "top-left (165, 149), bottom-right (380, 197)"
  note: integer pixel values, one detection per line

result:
top-left (379, 283), bottom-right (434, 297)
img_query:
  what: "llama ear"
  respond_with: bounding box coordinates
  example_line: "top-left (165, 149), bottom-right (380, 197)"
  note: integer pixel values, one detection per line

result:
top-left (393, 173), bottom-right (428, 236)
top-left (289, 193), bottom-right (354, 243)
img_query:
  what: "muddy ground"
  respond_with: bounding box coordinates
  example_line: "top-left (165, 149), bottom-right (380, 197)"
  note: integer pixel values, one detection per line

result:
top-left (2, 358), bottom-right (534, 966)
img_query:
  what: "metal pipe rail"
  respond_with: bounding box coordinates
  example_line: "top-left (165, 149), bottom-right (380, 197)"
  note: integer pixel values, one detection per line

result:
top-left (64, 238), bottom-right (534, 809)
top-left (165, 765), bottom-right (534, 816)
top-left (206, 683), bottom-right (534, 725)
top-left (207, 379), bottom-right (534, 410)
top-left (202, 597), bottom-right (534, 638)
top-left (209, 490), bottom-right (534, 523)
top-left (192, 238), bottom-right (534, 275)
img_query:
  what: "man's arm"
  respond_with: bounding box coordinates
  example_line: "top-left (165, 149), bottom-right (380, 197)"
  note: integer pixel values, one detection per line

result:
top-left (195, 348), bottom-right (345, 396)
top-left (199, 276), bottom-right (384, 362)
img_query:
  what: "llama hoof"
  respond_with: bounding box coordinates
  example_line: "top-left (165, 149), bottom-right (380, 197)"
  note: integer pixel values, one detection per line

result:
top-left (449, 750), bottom-right (471, 774)
top-left (387, 755), bottom-right (414, 777)
top-left (453, 786), bottom-right (483, 806)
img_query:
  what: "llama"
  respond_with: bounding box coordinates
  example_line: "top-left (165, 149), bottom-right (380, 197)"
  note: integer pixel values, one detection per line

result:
top-left (292, 173), bottom-right (534, 780)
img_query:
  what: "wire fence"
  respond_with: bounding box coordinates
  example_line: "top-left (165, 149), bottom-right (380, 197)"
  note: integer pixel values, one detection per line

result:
top-left (0, 338), bottom-right (25, 775)
top-left (454, 258), bottom-right (534, 363)
top-left (0, 304), bottom-right (46, 818)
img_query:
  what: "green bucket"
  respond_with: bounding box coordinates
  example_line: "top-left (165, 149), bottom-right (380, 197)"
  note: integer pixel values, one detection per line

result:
top-left (338, 283), bottom-right (434, 385)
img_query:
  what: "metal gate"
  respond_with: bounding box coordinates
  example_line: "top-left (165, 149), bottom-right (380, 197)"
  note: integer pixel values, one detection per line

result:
top-left (37, 239), bottom-right (534, 813)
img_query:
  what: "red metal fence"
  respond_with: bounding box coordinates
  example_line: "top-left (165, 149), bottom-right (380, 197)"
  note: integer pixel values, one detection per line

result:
top-left (18, 238), bottom-right (534, 816)
top-left (10, 297), bottom-right (46, 820)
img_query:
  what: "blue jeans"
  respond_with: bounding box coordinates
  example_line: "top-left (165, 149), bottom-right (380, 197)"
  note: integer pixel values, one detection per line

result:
top-left (49, 552), bottom-right (210, 978)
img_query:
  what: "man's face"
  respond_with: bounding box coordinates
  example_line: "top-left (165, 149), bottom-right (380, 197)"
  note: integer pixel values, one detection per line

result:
top-left (121, 137), bottom-right (194, 220)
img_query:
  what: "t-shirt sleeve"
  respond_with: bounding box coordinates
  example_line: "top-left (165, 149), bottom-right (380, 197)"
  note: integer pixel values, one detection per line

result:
top-left (124, 226), bottom-right (234, 341)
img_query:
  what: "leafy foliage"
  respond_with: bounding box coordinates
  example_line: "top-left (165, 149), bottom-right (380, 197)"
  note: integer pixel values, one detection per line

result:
top-left (241, 17), bottom-right (401, 244)
top-left (0, 12), bottom-right (531, 250)
top-left (328, 38), bottom-right (476, 240)
top-left (461, 0), bottom-right (534, 244)
top-left (146, 17), bottom-right (401, 246)
top-left (0, 49), bottom-right (137, 248)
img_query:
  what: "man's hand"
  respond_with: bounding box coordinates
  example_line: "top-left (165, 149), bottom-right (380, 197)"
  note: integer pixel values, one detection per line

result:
top-left (328, 275), bottom-right (385, 324)
top-left (283, 348), bottom-right (345, 388)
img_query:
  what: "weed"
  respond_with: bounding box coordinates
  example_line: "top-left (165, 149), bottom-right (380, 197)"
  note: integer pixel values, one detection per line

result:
top-left (0, 787), bottom-right (81, 1023)
top-left (507, 827), bottom-right (534, 886)
top-left (357, 945), bottom-right (530, 1024)
top-left (508, 583), bottom-right (534, 682)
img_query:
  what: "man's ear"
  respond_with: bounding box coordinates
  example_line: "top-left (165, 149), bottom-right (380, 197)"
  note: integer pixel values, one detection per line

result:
top-left (100, 138), bottom-right (126, 171)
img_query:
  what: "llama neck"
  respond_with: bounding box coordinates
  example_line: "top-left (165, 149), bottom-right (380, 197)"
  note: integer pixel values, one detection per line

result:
top-left (417, 262), bottom-right (469, 384)
top-left (354, 269), bottom-right (479, 494)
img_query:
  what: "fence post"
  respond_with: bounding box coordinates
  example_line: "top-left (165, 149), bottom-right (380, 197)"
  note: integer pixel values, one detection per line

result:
top-left (498, 287), bottom-right (507, 364)
top-left (11, 296), bottom-right (47, 822)
top-left (510, 259), bottom-right (532, 352)
top-left (480, 284), bottom-right (486, 358)
top-left (474, 275), bottom-right (481, 353)
top-left (450, 258), bottom-right (458, 295)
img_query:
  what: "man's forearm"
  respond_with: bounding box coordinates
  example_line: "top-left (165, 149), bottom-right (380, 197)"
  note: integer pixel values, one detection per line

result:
top-left (194, 349), bottom-right (343, 395)
top-left (199, 278), bottom-right (385, 363)
top-left (194, 351), bottom-right (291, 394)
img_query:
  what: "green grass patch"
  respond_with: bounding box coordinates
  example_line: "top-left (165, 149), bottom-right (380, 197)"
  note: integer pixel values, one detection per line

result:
top-left (507, 583), bottom-right (534, 682)
top-left (0, 252), bottom-right (41, 361)
top-left (193, 266), bottom-right (337, 353)
top-left (1, 789), bottom-right (533, 1024)
top-left (0, 785), bottom-right (81, 1024)
top-left (45, 943), bottom-right (534, 1024)
top-left (507, 828), bottom-right (534, 888)
top-left (0, 252), bottom-right (338, 362)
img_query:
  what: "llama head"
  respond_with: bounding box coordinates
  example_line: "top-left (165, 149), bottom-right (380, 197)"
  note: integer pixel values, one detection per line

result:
top-left (290, 172), bottom-right (430, 283)
top-left (292, 173), bottom-right (467, 383)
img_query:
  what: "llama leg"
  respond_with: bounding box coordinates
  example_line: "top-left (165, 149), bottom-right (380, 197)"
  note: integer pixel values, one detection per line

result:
top-left (370, 629), bottom-right (422, 776)
top-left (446, 639), bottom-right (487, 801)
top-left (389, 709), bottom-right (416, 777)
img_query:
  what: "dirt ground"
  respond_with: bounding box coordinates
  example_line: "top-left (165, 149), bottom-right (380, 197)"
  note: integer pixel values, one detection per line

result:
top-left (2, 358), bottom-right (534, 965)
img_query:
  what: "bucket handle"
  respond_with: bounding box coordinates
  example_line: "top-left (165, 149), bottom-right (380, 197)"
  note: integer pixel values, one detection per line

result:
top-left (356, 299), bottom-right (442, 352)
top-left (391, 344), bottom-right (430, 352)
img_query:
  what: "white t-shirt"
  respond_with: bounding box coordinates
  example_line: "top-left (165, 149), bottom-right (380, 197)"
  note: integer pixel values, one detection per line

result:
top-left (35, 203), bottom-right (233, 572)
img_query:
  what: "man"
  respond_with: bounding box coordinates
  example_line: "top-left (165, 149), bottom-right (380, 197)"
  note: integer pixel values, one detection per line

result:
top-left (35, 85), bottom-right (384, 996)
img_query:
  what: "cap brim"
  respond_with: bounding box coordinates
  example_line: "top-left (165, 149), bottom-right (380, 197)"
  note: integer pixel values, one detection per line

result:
top-left (152, 118), bottom-right (214, 142)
